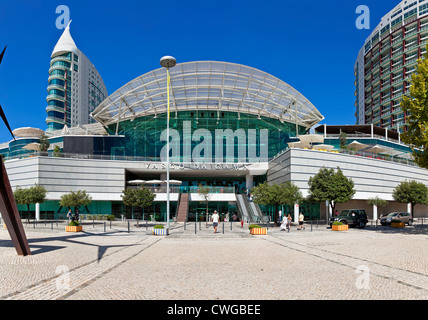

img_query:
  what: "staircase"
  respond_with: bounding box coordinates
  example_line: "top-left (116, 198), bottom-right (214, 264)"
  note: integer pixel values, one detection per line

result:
top-left (176, 193), bottom-right (189, 222)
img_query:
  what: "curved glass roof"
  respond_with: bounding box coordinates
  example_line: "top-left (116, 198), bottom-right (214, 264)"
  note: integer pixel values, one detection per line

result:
top-left (92, 61), bottom-right (324, 128)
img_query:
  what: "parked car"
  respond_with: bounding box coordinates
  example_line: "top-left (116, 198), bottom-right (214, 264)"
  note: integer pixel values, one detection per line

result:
top-left (329, 209), bottom-right (368, 229)
top-left (380, 212), bottom-right (413, 226)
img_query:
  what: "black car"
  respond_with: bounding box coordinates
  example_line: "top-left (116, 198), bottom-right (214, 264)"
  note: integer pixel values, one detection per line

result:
top-left (329, 209), bottom-right (368, 229)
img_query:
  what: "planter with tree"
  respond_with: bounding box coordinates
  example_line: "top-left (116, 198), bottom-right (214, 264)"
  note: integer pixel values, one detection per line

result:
top-left (332, 221), bottom-right (348, 231)
top-left (248, 224), bottom-right (267, 235)
top-left (60, 190), bottom-right (92, 232)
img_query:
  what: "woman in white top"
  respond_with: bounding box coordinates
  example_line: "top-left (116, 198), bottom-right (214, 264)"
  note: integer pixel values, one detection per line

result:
top-left (211, 210), bottom-right (219, 233)
top-left (298, 212), bottom-right (305, 230)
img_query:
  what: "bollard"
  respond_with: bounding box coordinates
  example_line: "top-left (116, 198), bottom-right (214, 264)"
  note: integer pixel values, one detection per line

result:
top-left (311, 220), bottom-right (313, 232)
top-left (146, 220), bottom-right (148, 231)
top-left (195, 222), bottom-right (197, 235)
top-left (199, 220), bottom-right (201, 231)
top-left (222, 221), bottom-right (224, 234)
top-left (51, 222), bottom-right (53, 230)
top-left (127, 220), bottom-right (130, 233)
top-left (104, 222), bottom-right (106, 232)
top-left (230, 221), bottom-right (232, 230)
top-left (110, 220), bottom-right (112, 229)
top-left (184, 220), bottom-right (186, 230)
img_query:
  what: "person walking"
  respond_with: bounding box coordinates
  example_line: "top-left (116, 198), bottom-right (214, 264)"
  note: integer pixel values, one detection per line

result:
top-left (67, 209), bottom-right (72, 223)
top-left (211, 210), bottom-right (219, 233)
top-left (298, 212), bottom-right (305, 230)
top-left (287, 214), bottom-right (292, 231)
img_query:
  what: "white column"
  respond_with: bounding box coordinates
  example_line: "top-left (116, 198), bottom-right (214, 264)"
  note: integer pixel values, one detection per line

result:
top-left (245, 174), bottom-right (254, 191)
top-left (294, 202), bottom-right (299, 224)
top-left (373, 204), bottom-right (378, 221)
top-left (35, 203), bottom-right (40, 221)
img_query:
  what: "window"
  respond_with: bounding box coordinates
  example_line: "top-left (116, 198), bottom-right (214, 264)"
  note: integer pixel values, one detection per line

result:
top-left (74, 64), bottom-right (79, 72)
top-left (74, 54), bottom-right (79, 62)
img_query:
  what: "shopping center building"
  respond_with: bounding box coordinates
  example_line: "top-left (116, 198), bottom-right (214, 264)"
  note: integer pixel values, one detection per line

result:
top-left (1, 60), bottom-right (428, 223)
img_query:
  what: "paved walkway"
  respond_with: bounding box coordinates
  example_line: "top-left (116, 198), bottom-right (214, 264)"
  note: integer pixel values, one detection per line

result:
top-left (1, 221), bottom-right (428, 300)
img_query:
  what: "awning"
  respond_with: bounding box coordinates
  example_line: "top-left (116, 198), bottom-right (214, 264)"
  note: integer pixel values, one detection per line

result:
top-left (348, 140), bottom-right (370, 151)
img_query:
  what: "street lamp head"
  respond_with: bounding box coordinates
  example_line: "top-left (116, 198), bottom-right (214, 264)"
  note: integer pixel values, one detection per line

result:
top-left (160, 56), bottom-right (177, 69)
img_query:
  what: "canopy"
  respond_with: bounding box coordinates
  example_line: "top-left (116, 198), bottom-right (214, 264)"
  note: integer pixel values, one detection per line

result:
top-left (365, 145), bottom-right (388, 154)
top-left (92, 61), bottom-right (324, 129)
top-left (298, 134), bottom-right (324, 144)
top-left (347, 140), bottom-right (370, 151)
top-left (22, 142), bottom-right (40, 151)
top-left (12, 127), bottom-right (45, 138)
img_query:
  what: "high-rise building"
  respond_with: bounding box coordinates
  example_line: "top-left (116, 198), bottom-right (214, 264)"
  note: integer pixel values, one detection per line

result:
top-left (354, 0), bottom-right (428, 132)
top-left (46, 21), bottom-right (108, 131)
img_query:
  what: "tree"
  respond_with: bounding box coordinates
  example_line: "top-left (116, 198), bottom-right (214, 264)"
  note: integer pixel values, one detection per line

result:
top-left (39, 135), bottom-right (50, 152)
top-left (392, 180), bottom-right (428, 216)
top-left (60, 190), bottom-right (92, 213)
top-left (53, 145), bottom-right (62, 157)
top-left (367, 196), bottom-right (387, 208)
top-left (307, 167), bottom-right (355, 218)
top-left (198, 185), bottom-right (211, 226)
top-left (121, 187), bottom-right (155, 220)
top-left (339, 132), bottom-right (348, 150)
top-left (251, 181), bottom-right (302, 227)
top-left (14, 184), bottom-right (47, 222)
top-left (400, 42), bottom-right (428, 168)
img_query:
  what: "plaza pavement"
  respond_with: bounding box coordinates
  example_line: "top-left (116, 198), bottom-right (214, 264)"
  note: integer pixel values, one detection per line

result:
top-left (1, 219), bottom-right (428, 300)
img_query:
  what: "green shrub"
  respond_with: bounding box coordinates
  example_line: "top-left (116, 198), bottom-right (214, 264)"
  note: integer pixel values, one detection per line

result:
top-left (154, 225), bottom-right (164, 229)
top-left (332, 221), bottom-right (344, 225)
top-left (68, 220), bottom-right (80, 227)
top-left (248, 224), bottom-right (262, 229)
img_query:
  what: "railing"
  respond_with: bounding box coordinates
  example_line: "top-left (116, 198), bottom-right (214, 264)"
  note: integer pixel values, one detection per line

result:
top-left (271, 142), bottom-right (416, 167)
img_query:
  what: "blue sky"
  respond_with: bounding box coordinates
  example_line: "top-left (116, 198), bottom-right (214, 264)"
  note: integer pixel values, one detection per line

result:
top-left (0, 0), bottom-right (401, 142)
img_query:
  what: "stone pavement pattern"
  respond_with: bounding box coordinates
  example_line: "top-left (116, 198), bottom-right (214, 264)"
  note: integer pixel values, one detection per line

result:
top-left (1, 221), bottom-right (428, 300)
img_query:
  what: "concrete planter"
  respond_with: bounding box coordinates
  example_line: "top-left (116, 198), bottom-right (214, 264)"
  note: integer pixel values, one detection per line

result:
top-left (391, 222), bottom-right (405, 228)
top-left (153, 228), bottom-right (169, 236)
top-left (332, 224), bottom-right (348, 231)
top-left (66, 226), bottom-right (83, 232)
top-left (250, 227), bottom-right (267, 235)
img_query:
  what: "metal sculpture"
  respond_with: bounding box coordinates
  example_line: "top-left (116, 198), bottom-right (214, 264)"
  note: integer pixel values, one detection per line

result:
top-left (0, 45), bottom-right (31, 256)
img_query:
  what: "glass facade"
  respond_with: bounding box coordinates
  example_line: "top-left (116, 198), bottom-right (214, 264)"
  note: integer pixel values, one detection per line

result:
top-left (108, 111), bottom-right (306, 162)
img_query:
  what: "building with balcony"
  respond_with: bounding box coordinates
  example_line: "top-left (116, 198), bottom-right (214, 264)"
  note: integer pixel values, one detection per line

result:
top-left (46, 21), bottom-right (108, 131)
top-left (354, 0), bottom-right (428, 132)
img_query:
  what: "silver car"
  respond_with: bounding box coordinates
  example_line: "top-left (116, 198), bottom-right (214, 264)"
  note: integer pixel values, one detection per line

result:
top-left (380, 212), bottom-right (413, 226)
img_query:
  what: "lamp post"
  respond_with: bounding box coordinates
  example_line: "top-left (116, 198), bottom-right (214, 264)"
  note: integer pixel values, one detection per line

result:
top-left (160, 56), bottom-right (177, 230)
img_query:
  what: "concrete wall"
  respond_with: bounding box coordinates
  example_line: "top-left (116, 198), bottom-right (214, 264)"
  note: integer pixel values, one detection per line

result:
top-left (268, 148), bottom-right (428, 217)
